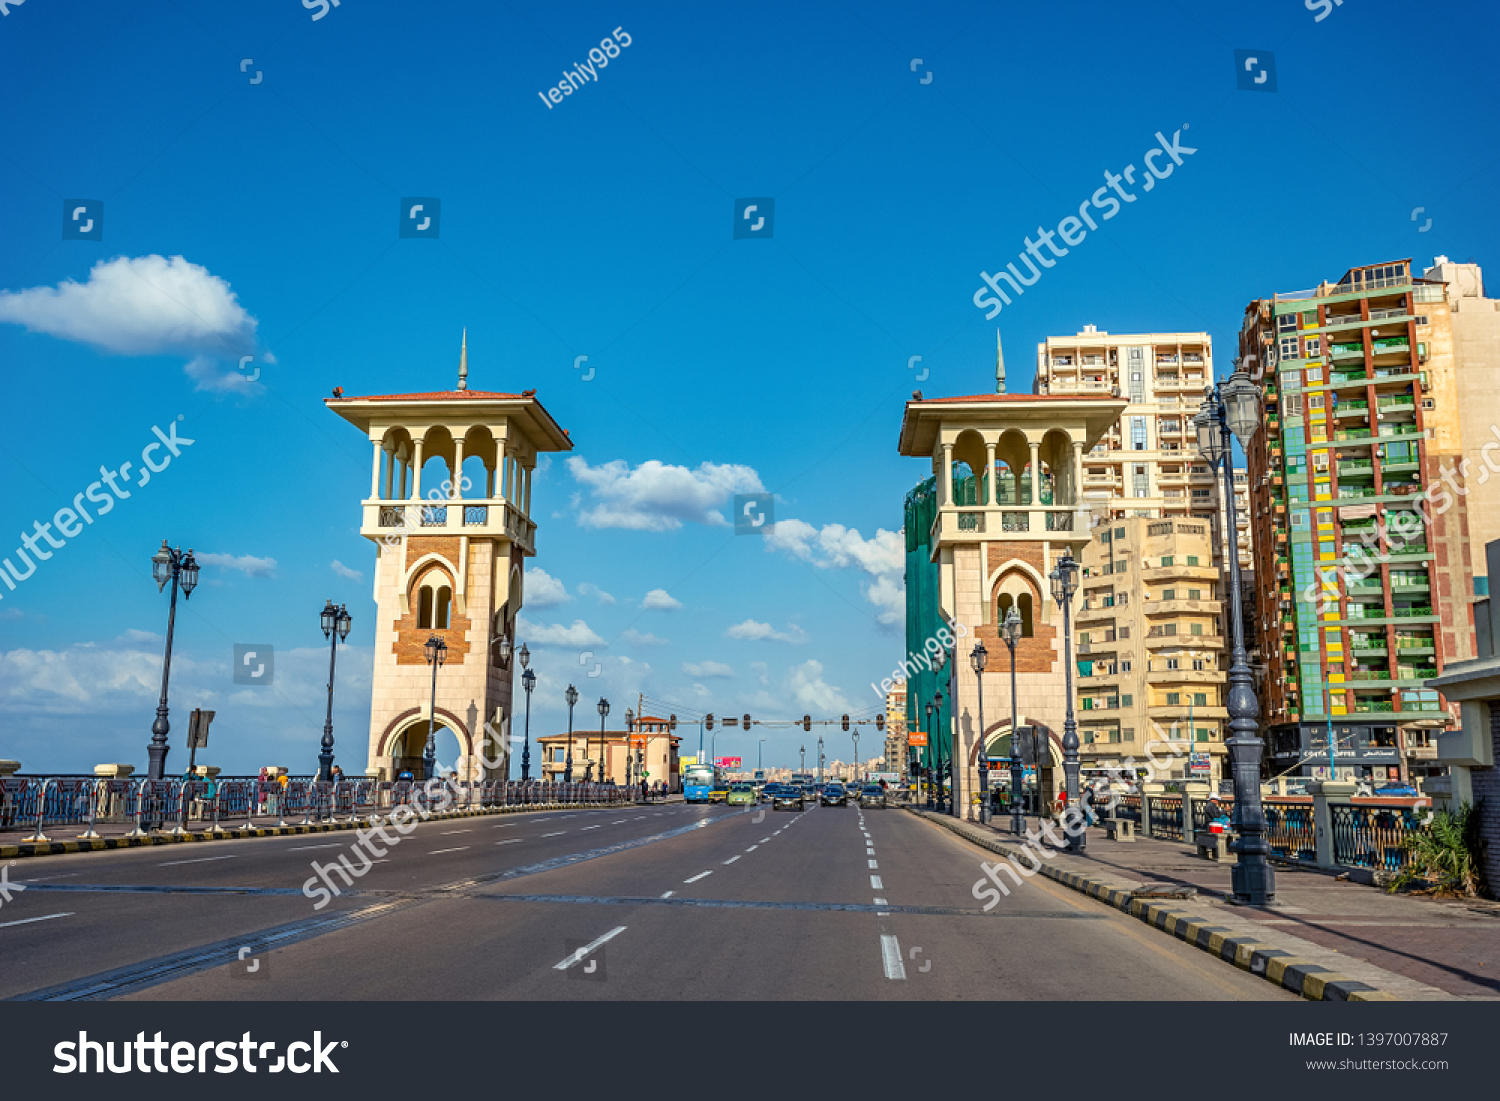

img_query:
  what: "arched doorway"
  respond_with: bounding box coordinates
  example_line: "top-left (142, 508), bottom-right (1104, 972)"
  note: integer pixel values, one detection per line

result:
top-left (389, 719), bottom-right (465, 780)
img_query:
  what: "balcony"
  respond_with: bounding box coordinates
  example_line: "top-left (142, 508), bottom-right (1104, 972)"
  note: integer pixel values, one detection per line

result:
top-left (1144, 632), bottom-right (1224, 649)
top-left (1142, 598), bottom-right (1220, 616)
top-left (1147, 704), bottom-right (1229, 721)
top-left (1337, 459), bottom-right (1374, 477)
top-left (1377, 396), bottom-right (1416, 414)
top-left (1333, 401), bottom-right (1370, 419)
top-left (366, 497), bottom-right (536, 554)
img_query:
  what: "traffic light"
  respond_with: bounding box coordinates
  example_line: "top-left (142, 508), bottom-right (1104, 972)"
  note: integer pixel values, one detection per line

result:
top-left (668, 714), bottom-right (677, 731)
top-left (875, 713), bottom-right (885, 731)
top-left (705, 713), bottom-right (714, 731)
top-left (841, 714), bottom-right (850, 731)
top-left (742, 713), bottom-right (751, 730)
top-left (802, 715), bottom-right (811, 731)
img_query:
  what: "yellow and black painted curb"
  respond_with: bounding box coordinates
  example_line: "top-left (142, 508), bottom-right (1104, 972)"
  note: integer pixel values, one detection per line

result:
top-left (0, 801), bottom-right (637, 861)
top-left (909, 808), bottom-right (1402, 1003)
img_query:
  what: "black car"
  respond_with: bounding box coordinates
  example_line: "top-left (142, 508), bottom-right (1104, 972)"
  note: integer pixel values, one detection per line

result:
top-left (772, 787), bottom-right (805, 812)
top-left (820, 783), bottom-right (848, 807)
top-left (857, 784), bottom-right (887, 809)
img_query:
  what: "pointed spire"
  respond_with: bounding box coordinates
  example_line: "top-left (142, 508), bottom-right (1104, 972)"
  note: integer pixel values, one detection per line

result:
top-left (457, 328), bottom-right (468, 391)
top-left (995, 329), bottom-right (1006, 394)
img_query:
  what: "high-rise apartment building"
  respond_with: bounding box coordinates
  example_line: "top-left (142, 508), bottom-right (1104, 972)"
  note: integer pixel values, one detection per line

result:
top-left (1033, 326), bottom-right (1251, 571)
top-left (1243, 258), bottom-right (1477, 785)
top-left (1076, 516), bottom-right (1228, 781)
top-left (883, 682), bottom-right (907, 776)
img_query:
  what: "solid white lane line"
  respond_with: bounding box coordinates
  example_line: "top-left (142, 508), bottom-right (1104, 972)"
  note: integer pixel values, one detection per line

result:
top-left (871, 875), bottom-right (884, 889)
top-left (684, 871), bottom-right (713, 883)
top-left (495, 839), bottom-right (523, 845)
top-left (0, 912), bottom-right (74, 929)
top-left (428, 847), bottom-right (470, 855)
top-left (554, 926), bottom-right (627, 970)
top-left (541, 831), bottom-right (566, 837)
top-left (158, 854), bottom-right (239, 867)
top-left (868, 859), bottom-right (879, 869)
top-left (723, 855), bottom-right (741, 865)
top-left (287, 843), bottom-right (342, 851)
top-left (441, 829), bottom-right (473, 835)
top-left (881, 935), bottom-right (907, 980)
top-left (661, 891), bottom-right (675, 898)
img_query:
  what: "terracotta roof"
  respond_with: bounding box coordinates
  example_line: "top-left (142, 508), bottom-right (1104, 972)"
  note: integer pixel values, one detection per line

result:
top-left (325, 389), bottom-right (527, 402)
top-left (910, 393), bottom-right (1120, 404)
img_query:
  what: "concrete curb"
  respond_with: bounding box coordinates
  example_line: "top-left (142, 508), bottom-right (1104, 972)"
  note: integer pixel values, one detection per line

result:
top-left (908, 808), bottom-right (1404, 1002)
top-left (0, 801), bottom-right (647, 860)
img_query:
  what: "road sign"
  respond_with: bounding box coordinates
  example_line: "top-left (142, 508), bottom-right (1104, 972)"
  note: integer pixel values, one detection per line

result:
top-left (907, 731), bottom-right (928, 747)
top-left (188, 709), bottom-right (216, 749)
top-left (630, 735), bottom-right (647, 750)
top-left (1189, 751), bottom-right (1211, 775)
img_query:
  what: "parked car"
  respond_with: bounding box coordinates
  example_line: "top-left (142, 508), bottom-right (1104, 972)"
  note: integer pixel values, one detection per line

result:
top-left (1374, 783), bottom-right (1420, 798)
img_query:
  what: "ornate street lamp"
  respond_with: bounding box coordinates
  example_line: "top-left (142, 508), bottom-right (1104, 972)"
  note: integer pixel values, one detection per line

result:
top-left (318, 600), bottom-right (352, 782)
top-left (817, 735), bottom-right (824, 784)
top-left (932, 641), bottom-right (949, 814)
top-left (597, 697), bottom-right (611, 782)
top-left (519, 644), bottom-right (535, 782)
top-left (1001, 606), bottom-right (1025, 835)
top-left (1194, 361), bottom-right (1276, 906)
top-left (147, 541), bottom-right (199, 781)
top-left (923, 700), bottom-right (935, 809)
top-left (423, 634), bottom-right (447, 781)
top-left (1050, 549), bottom-right (1082, 852)
top-left (970, 639), bottom-right (989, 824)
top-left (564, 684), bottom-right (579, 783)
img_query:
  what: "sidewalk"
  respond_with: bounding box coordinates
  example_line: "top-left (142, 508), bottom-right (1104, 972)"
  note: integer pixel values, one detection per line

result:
top-left (916, 808), bottom-right (1500, 1001)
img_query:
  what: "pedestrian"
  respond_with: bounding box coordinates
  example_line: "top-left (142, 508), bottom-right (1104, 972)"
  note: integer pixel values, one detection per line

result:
top-left (1204, 794), bottom-right (1231, 831)
top-left (1081, 784), bottom-right (1097, 827)
top-left (331, 765), bottom-right (345, 784)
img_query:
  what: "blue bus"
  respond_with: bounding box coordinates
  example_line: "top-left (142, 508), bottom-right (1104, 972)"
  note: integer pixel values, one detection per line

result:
top-left (683, 762), bottom-right (723, 804)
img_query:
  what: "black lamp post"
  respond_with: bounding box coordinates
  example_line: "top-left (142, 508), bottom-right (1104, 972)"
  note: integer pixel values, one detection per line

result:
top-left (423, 634), bottom-right (447, 781)
top-left (519, 644), bottom-right (535, 782)
top-left (1001, 606), bottom-right (1025, 835)
top-left (817, 735), bottom-right (824, 784)
top-left (1194, 362), bottom-right (1277, 906)
top-left (932, 688), bottom-right (946, 813)
top-left (564, 684), bottom-right (578, 783)
top-left (147, 541), bottom-right (199, 781)
top-left (625, 708), bottom-right (635, 788)
top-left (923, 700), bottom-right (935, 809)
top-left (597, 697), bottom-right (610, 782)
top-left (318, 600), bottom-right (352, 782)
top-left (1050, 549), bottom-right (1082, 852)
top-left (971, 639), bottom-right (989, 825)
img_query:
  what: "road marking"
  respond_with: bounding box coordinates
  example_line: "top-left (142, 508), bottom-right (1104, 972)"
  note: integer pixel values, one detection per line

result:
top-left (661, 891), bottom-right (674, 898)
top-left (157, 855), bottom-right (239, 867)
top-left (873, 898), bottom-right (888, 905)
top-left (881, 935), bottom-right (907, 980)
top-left (870, 875), bottom-right (883, 889)
top-left (495, 839), bottom-right (523, 845)
top-left (868, 859), bottom-right (879, 869)
top-left (428, 847), bottom-right (470, 855)
top-left (684, 871), bottom-right (713, 884)
top-left (553, 925), bottom-right (627, 970)
top-left (867, 847), bottom-right (876, 856)
top-left (722, 855), bottom-right (741, 865)
top-left (541, 832), bottom-right (566, 838)
top-left (634, 816), bottom-right (647, 820)
top-left (441, 829), bottom-right (473, 835)
top-left (19, 873), bottom-right (79, 882)
top-left (759, 838), bottom-right (771, 844)
top-left (493, 823), bottom-right (516, 828)
top-left (745, 845), bottom-right (758, 852)
top-left (613, 820), bottom-right (628, 824)
top-left (0, 912), bottom-right (74, 929)
top-left (581, 824), bottom-right (601, 830)
top-left (287, 843), bottom-right (342, 851)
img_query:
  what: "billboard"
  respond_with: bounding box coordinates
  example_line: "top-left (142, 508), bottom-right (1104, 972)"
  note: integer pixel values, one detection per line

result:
top-left (680, 756), bottom-right (697, 767)
top-left (1189, 752), bottom-right (1211, 775)
top-left (715, 756), bottom-right (742, 768)
top-left (907, 731), bottom-right (928, 747)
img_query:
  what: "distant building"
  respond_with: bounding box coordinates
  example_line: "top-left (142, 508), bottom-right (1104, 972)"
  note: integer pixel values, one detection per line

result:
top-left (884, 682), bottom-right (907, 776)
top-left (537, 714), bottom-right (679, 790)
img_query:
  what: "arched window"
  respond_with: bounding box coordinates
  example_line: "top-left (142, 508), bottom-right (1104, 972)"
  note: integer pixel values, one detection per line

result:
top-left (997, 592), bottom-right (1015, 623)
top-left (435, 586), bottom-right (452, 629)
top-left (1017, 592), bottom-right (1035, 637)
top-left (417, 586), bottom-right (434, 629)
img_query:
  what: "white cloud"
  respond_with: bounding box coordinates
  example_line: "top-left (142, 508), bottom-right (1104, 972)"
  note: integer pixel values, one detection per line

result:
top-left (116, 628), bottom-right (163, 645)
top-left (0, 254), bottom-right (261, 390)
top-left (750, 660), bottom-right (770, 686)
top-left (331, 560), bottom-right (363, 582)
top-left (621, 629), bottom-right (668, 648)
top-left (197, 552), bottom-right (277, 578)
top-left (766, 519), bottom-right (905, 627)
top-left (641, 588), bottom-right (682, 611)
top-left (787, 659), bottom-right (851, 713)
top-left (578, 582), bottom-right (617, 605)
top-left (682, 660), bottom-right (734, 678)
top-left (525, 566), bottom-right (571, 607)
top-left (566, 457), bottom-right (764, 531)
top-left (725, 619), bottom-right (808, 644)
top-left (518, 618), bottom-right (606, 648)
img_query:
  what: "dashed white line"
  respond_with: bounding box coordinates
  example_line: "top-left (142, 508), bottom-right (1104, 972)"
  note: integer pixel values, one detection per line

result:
top-left (492, 823), bottom-right (516, 828)
top-left (613, 819), bottom-right (628, 825)
top-left (722, 855), bottom-right (741, 865)
top-left (541, 832), bottom-right (566, 838)
top-left (286, 843), bottom-right (342, 852)
top-left (661, 891), bottom-right (675, 898)
top-left (868, 859), bottom-right (879, 869)
top-left (0, 912), bottom-right (74, 929)
top-left (684, 871), bottom-right (713, 884)
top-left (441, 829), bottom-right (473, 835)
top-left (428, 847), bottom-right (470, 855)
top-left (870, 875), bottom-right (884, 889)
top-left (867, 847), bottom-right (876, 856)
top-left (759, 838), bottom-right (771, 844)
top-left (881, 935), bottom-right (907, 980)
top-left (745, 845), bottom-right (758, 852)
top-left (553, 926), bottom-right (627, 970)
top-left (873, 898), bottom-right (888, 905)
top-left (158, 854), bottom-right (239, 867)
top-left (495, 839), bottom-right (523, 845)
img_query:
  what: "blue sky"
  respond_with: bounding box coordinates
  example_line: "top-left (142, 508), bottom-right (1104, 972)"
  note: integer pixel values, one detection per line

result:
top-left (0, 0), bottom-right (1495, 774)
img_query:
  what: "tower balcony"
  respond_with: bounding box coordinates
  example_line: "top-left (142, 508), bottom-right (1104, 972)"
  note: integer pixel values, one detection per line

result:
top-left (362, 497), bottom-right (537, 555)
top-left (929, 504), bottom-right (1090, 546)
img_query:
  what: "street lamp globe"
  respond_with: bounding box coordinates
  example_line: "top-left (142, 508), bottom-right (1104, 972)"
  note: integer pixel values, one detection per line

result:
top-left (932, 642), bottom-right (947, 673)
top-left (1193, 401), bottom-right (1220, 465)
top-left (495, 634), bottom-right (513, 666)
top-left (597, 698), bottom-right (610, 719)
top-left (179, 551), bottom-right (199, 598)
top-left (518, 643), bottom-right (530, 670)
top-left (1002, 605), bottom-right (1022, 647)
top-left (424, 635), bottom-right (447, 666)
top-left (1223, 366), bottom-right (1262, 447)
top-left (1049, 552), bottom-right (1078, 606)
top-left (321, 599), bottom-right (338, 637)
top-left (969, 639), bottom-right (988, 675)
top-left (521, 667), bottom-right (536, 693)
top-left (151, 541), bottom-right (173, 590)
top-left (565, 684), bottom-right (578, 708)
top-left (336, 605), bottom-right (352, 641)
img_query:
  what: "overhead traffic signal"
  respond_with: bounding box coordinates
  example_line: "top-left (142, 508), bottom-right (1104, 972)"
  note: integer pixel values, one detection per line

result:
top-left (841, 714), bottom-right (850, 731)
top-left (802, 715), bottom-right (811, 731)
top-left (743, 713), bottom-right (751, 730)
top-left (705, 713), bottom-right (714, 731)
top-left (875, 713), bottom-right (885, 731)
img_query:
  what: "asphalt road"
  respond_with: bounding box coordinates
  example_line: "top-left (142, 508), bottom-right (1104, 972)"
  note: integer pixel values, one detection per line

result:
top-left (1, 801), bottom-right (1293, 1000)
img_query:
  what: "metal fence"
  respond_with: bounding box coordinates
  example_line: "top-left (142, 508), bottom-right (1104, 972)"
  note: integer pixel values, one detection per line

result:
top-left (1112, 794), bottom-right (1142, 825)
top-left (1262, 801), bottom-right (1317, 862)
top-left (1148, 795), bottom-right (1183, 841)
top-left (1331, 803), bottom-right (1425, 871)
top-left (0, 777), bottom-right (636, 840)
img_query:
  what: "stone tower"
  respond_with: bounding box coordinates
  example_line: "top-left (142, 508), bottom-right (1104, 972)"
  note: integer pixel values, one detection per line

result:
top-left (326, 338), bottom-right (573, 780)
